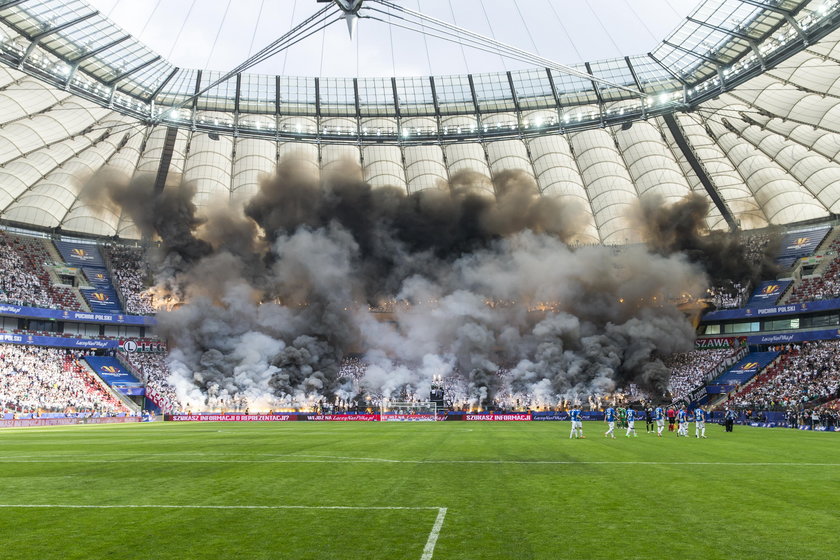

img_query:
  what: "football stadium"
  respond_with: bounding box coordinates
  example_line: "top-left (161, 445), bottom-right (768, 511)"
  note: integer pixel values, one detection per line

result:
top-left (1, 0), bottom-right (839, 557)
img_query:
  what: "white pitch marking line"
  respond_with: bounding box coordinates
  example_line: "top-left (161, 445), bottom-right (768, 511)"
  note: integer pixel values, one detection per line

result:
top-left (0, 504), bottom-right (438, 511)
top-left (421, 508), bottom-right (447, 560)
top-left (0, 503), bottom-right (448, 560)
top-left (0, 458), bottom-right (837, 466)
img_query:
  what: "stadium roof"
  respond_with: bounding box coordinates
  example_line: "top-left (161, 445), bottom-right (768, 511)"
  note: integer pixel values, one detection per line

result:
top-left (0, 0), bottom-right (839, 242)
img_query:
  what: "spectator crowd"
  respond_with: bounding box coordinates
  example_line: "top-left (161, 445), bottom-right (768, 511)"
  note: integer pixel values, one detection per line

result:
top-left (121, 352), bottom-right (180, 412)
top-left (729, 340), bottom-right (840, 409)
top-left (0, 344), bottom-right (128, 414)
top-left (787, 239), bottom-right (840, 303)
top-left (107, 246), bottom-right (156, 315)
top-left (665, 349), bottom-right (735, 402)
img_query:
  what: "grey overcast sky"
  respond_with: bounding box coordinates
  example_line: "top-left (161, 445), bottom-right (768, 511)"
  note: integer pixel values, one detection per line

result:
top-left (87, 0), bottom-right (701, 77)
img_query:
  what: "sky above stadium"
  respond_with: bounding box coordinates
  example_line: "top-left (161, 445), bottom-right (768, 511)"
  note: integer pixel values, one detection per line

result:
top-left (87, 0), bottom-right (700, 77)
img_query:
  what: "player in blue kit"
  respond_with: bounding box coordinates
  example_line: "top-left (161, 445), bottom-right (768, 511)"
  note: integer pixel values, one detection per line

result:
top-left (604, 406), bottom-right (616, 438)
top-left (677, 406), bottom-right (689, 437)
top-left (569, 407), bottom-right (585, 439)
top-left (694, 406), bottom-right (708, 438)
top-left (654, 405), bottom-right (665, 437)
top-left (625, 406), bottom-right (637, 437)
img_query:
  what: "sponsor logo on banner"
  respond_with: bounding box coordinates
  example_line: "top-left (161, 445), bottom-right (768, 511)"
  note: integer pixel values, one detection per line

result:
top-left (101, 365), bottom-right (120, 373)
top-left (69, 248), bottom-right (95, 261)
top-left (92, 293), bottom-right (110, 301)
top-left (762, 285), bottom-right (780, 295)
top-left (787, 237), bottom-right (809, 249)
top-left (730, 362), bottom-right (760, 375)
top-left (306, 414), bottom-right (380, 421)
top-left (169, 415), bottom-right (295, 422)
top-left (465, 413), bottom-right (531, 421)
top-left (382, 414), bottom-right (441, 422)
top-left (694, 337), bottom-right (746, 350)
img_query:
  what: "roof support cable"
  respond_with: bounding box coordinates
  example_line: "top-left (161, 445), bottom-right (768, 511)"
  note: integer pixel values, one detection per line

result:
top-left (416, 0), bottom-right (434, 76)
top-left (282, 0), bottom-right (300, 75)
top-left (583, 0), bottom-right (622, 54)
top-left (545, 0), bottom-right (582, 61)
top-left (138, 0), bottom-right (165, 41)
top-left (445, 0), bottom-right (470, 73)
top-left (387, 8), bottom-right (397, 77)
top-left (365, 0), bottom-right (645, 97)
top-left (248, 0), bottom-right (267, 59)
top-left (166, 0), bottom-right (199, 61)
top-left (366, 12), bottom-right (643, 98)
top-left (203, 0), bottom-right (234, 71)
top-left (150, 4), bottom-right (340, 125)
top-left (479, 0), bottom-right (506, 71)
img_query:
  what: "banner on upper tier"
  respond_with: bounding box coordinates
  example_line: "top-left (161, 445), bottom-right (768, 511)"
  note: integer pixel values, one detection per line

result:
top-left (701, 298), bottom-right (840, 322)
top-left (694, 337), bottom-right (747, 350)
top-left (465, 413), bottom-right (531, 421)
top-left (119, 338), bottom-right (165, 353)
top-left (747, 328), bottom-right (840, 345)
top-left (0, 303), bottom-right (155, 326)
top-left (0, 332), bottom-right (118, 349)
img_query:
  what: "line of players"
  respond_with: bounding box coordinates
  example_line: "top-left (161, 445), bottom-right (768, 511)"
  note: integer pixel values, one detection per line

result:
top-left (568, 405), bottom-right (707, 439)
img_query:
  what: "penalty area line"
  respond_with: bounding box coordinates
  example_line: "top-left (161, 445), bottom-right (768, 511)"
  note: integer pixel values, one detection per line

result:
top-left (421, 508), bottom-right (447, 560)
top-left (0, 504), bottom-right (439, 511)
top-left (0, 458), bottom-right (838, 467)
top-left (0, 504), bottom-right (448, 560)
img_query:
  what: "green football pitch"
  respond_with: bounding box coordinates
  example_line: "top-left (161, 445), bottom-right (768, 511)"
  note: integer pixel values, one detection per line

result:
top-left (0, 421), bottom-right (838, 560)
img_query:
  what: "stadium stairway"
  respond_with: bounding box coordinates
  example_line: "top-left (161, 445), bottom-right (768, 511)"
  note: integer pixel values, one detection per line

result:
top-left (695, 351), bottom-right (780, 406)
top-left (774, 226), bottom-right (831, 269)
top-left (114, 351), bottom-right (162, 413)
top-left (84, 356), bottom-right (145, 411)
top-left (53, 240), bottom-right (124, 313)
top-left (779, 227), bottom-right (840, 305)
top-left (80, 357), bottom-right (141, 414)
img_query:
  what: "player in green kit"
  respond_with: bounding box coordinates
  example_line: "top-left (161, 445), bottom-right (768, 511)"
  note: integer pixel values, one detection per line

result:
top-left (617, 406), bottom-right (627, 429)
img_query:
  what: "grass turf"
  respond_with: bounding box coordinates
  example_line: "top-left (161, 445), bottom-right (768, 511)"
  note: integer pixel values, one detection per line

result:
top-left (0, 421), bottom-right (838, 559)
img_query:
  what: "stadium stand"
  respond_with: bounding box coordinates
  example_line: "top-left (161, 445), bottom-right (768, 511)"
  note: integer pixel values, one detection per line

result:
top-left (83, 356), bottom-right (144, 396)
top-left (106, 246), bottom-right (155, 315)
top-left (0, 344), bottom-right (128, 414)
top-left (728, 341), bottom-right (840, 410)
top-left (711, 351), bottom-right (780, 387)
top-left (53, 240), bottom-right (124, 313)
top-left (707, 232), bottom-right (776, 310)
top-left (745, 280), bottom-right (791, 308)
top-left (0, 231), bottom-right (83, 310)
top-left (664, 349), bottom-right (738, 402)
top-left (774, 226), bottom-right (830, 269)
top-left (120, 352), bottom-right (180, 412)
top-left (787, 238), bottom-right (840, 304)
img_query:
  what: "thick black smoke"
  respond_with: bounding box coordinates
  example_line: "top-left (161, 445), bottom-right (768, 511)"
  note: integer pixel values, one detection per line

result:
top-left (634, 193), bottom-right (779, 287)
top-left (84, 159), bottom-right (730, 410)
